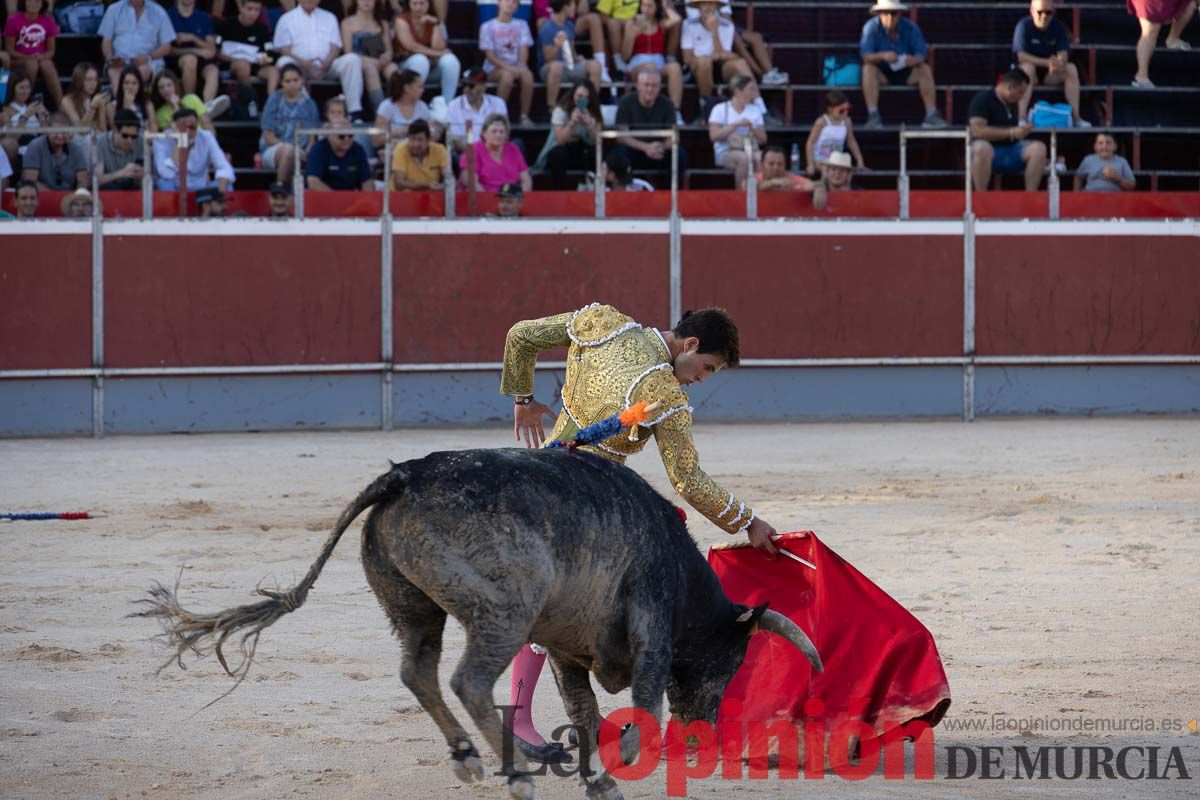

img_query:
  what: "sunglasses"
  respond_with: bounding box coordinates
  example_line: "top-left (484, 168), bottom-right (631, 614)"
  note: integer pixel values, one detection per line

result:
top-left (334, 134), bottom-right (352, 141)
top-left (117, 129), bottom-right (139, 140)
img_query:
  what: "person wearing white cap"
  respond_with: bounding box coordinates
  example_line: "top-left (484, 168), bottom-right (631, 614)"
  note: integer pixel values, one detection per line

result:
top-left (818, 150), bottom-right (857, 191)
top-left (859, 0), bottom-right (946, 129)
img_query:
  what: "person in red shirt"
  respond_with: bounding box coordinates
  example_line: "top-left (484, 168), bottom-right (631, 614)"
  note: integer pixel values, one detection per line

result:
top-left (3, 0), bottom-right (62, 107)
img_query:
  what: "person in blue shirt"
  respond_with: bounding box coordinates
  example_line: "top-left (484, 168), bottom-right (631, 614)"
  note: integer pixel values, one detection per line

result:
top-left (306, 129), bottom-right (374, 190)
top-left (858, 0), bottom-right (946, 130)
top-left (166, 0), bottom-right (220, 104)
top-left (1012, 0), bottom-right (1087, 126)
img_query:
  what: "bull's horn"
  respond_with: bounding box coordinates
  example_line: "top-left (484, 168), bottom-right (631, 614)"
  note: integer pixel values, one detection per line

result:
top-left (758, 610), bottom-right (823, 673)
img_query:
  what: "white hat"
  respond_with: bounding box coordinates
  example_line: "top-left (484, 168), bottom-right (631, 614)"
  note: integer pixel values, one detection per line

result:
top-left (819, 151), bottom-right (854, 169)
top-left (869, 0), bottom-right (909, 13)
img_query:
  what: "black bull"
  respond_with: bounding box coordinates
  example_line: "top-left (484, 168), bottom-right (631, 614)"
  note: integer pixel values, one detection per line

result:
top-left (137, 447), bottom-right (822, 800)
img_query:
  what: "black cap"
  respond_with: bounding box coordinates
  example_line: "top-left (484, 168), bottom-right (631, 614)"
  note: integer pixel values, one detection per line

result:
top-left (463, 66), bottom-right (488, 86)
top-left (268, 182), bottom-right (292, 197)
top-left (196, 186), bottom-right (224, 204)
top-left (605, 149), bottom-right (633, 183)
top-left (497, 182), bottom-right (524, 198)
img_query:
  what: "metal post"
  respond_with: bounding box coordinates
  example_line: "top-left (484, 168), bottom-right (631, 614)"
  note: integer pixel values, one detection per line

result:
top-left (669, 126), bottom-right (681, 325)
top-left (177, 141), bottom-right (189, 218)
top-left (142, 135), bottom-right (153, 220)
top-left (962, 209), bottom-right (976, 422)
top-left (91, 130), bottom-right (105, 438)
top-left (1048, 129), bottom-right (1059, 220)
top-left (443, 168), bottom-right (455, 218)
top-left (380, 212), bottom-right (393, 431)
top-left (963, 130), bottom-right (972, 218)
top-left (899, 127), bottom-right (910, 219)
top-left (744, 137), bottom-right (757, 219)
top-left (382, 130), bottom-right (392, 217)
top-left (293, 128), bottom-right (303, 219)
top-left (594, 131), bottom-right (605, 218)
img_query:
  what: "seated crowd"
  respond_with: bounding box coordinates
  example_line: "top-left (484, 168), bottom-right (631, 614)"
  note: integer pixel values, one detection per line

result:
top-left (0, 0), bottom-right (1194, 216)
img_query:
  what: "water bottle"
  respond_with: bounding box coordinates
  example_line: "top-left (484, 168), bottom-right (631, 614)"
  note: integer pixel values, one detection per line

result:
top-left (562, 38), bottom-right (575, 71)
top-left (790, 143), bottom-right (801, 173)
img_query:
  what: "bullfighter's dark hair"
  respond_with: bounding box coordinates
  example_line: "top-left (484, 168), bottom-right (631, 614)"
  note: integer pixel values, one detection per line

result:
top-left (673, 307), bottom-right (740, 367)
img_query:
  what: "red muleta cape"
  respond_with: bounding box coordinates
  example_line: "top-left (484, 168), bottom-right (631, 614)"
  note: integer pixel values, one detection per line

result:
top-left (708, 531), bottom-right (951, 759)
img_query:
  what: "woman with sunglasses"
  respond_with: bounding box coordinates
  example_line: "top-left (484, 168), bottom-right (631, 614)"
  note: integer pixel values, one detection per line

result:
top-left (804, 89), bottom-right (867, 177)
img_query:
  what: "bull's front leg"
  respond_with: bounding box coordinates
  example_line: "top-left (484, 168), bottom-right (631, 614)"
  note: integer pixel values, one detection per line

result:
top-left (548, 658), bottom-right (624, 800)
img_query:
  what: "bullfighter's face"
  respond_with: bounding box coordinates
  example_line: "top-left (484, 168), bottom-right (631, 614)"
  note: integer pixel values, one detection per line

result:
top-left (672, 338), bottom-right (725, 387)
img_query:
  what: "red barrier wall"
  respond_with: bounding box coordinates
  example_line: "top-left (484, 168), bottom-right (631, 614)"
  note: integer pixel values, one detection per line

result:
top-left (391, 233), bottom-right (670, 362)
top-left (976, 236), bottom-right (1200, 356)
top-left (6, 190), bottom-right (1200, 219)
top-left (103, 236), bottom-right (382, 367)
top-left (0, 234), bottom-right (92, 370)
top-left (681, 235), bottom-right (964, 358)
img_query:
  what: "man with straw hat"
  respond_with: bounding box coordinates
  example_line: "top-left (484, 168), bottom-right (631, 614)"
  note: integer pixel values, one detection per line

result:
top-left (859, 0), bottom-right (947, 129)
top-left (818, 149), bottom-right (858, 191)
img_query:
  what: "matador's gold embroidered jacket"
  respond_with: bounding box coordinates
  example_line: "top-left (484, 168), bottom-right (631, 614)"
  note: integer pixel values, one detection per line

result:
top-left (500, 303), bottom-right (754, 535)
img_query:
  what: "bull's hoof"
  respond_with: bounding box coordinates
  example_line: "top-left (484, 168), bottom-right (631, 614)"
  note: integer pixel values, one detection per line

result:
top-left (516, 735), bottom-right (573, 765)
top-left (450, 744), bottom-right (485, 783)
top-left (584, 774), bottom-right (624, 800)
top-left (507, 774), bottom-right (536, 800)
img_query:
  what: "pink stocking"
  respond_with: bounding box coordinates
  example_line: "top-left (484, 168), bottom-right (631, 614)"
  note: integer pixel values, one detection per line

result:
top-left (507, 643), bottom-right (547, 745)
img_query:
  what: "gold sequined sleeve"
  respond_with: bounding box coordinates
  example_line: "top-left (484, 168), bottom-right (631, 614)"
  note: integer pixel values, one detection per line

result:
top-left (652, 403), bottom-right (754, 536)
top-left (500, 312), bottom-right (573, 396)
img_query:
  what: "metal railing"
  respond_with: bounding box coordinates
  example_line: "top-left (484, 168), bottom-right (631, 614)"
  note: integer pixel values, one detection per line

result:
top-left (592, 127), bottom-right (679, 221)
top-left (291, 125), bottom-right (391, 220)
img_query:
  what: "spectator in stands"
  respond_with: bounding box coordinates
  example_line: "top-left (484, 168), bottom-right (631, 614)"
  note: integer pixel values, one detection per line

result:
top-left (1012, 0), bottom-right (1087, 126)
top-left (1129, 0), bottom-right (1195, 87)
top-left (95, 108), bottom-right (145, 190)
top-left (99, 0), bottom-right (176, 92)
top-left (537, 0), bottom-right (603, 114)
top-left (217, 0), bottom-right (280, 106)
top-left (535, 78), bottom-right (599, 189)
top-left (620, 0), bottom-right (683, 111)
top-left (60, 63), bottom-right (111, 139)
top-left (600, 147), bottom-right (654, 190)
top-left (480, 0), bottom-right (535, 125)
top-left (22, 113), bottom-right (89, 190)
top-left (153, 107), bottom-right (236, 191)
top-left (818, 150), bottom-right (856, 192)
top-left (14, 179), bottom-right (39, 217)
top-left (613, 69), bottom-right (685, 181)
top-left (110, 65), bottom-right (158, 132)
top-left (859, 0), bottom-right (947, 130)
top-left (151, 68), bottom-right (216, 132)
top-left (1074, 131), bottom-right (1136, 191)
top-left (681, 0), bottom-right (788, 87)
top-left (166, 0), bottom-right (222, 105)
top-left (393, 0), bottom-right (462, 104)
top-left (196, 185), bottom-right (226, 217)
top-left (390, 117), bottom-right (447, 188)
top-left (372, 68), bottom-right (438, 150)
top-left (805, 89), bottom-right (867, 175)
top-left (968, 68), bottom-right (1047, 191)
top-left (458, 112), bottom-right (531, 191)
top-left (267, 181), bottom-right (294, 216)
top-left (708, 73), bottom-right (765, 187)
top-left (274, 0), bottom-right (366, 122)
top-left (341, 0), bottom-right (395, 113)
top-left (260, 63), bottom-right (321, 184)
top-left (1, 73), bottom-right (48, 162)
top-left (60, 186), bottom-right (98, 217)
top-left (595, 0), bottom-right (636, 73)
top-left (446, 66), bottom-right (508, 153)
top-left (0, 146), bottom-right (12, 192)
top-left (748, 143), bottom-right (827, 205)
top-left (680, 0), bottom-right (750, 103)
top-left (306, 125), bottom-right (373, 189)
top-left (4, 0), bottom-right (63, 108)
top-left (495, 180), bottom-right (523, 217)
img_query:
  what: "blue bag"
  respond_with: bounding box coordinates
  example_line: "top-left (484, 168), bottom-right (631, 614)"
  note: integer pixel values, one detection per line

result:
top-left (822, 55), bottom-right (861, 87)
top-left (1030, 101), bottom-right (1073, 128)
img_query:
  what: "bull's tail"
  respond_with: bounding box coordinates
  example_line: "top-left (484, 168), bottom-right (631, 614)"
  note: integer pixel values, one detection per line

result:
top-left (132, 464), bottom-right (409, 707)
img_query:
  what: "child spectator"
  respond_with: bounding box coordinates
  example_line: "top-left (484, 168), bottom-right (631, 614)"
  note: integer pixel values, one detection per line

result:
top-left (804, 90), bottom-right (867, 175)
top-left (1, 72), bottom-right (48, 162)
top-left (1074, 132), bottom-right (1136, 191)
top-left (259, 63), bottom-right (321, 184)
top-left (619, 0), bottom-right (683, 110)
top-left (4, 0), bottom-right (62, 107)
top-left (537, 0), bottom-right (603, 113)
top-left (110, 65), bottom-right (158, 132)
top-left (458, 112), bottom-right (531, 192)
top-left (151, 68), bottom-right (215, 132)
top-left (393, 0), bottom-right (461, 104)
top-left (217, 0), bottom-right (280, 105)
top-left (534, 78), bottom-right (599, 189)
top-left (480, 0), bottom-right (534, 124)
top-left (60, 63), bottom-right (111, 139)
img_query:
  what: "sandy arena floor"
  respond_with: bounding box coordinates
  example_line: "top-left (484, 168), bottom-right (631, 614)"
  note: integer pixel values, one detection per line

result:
top-left (1, 418), bottom-right (1198, 799)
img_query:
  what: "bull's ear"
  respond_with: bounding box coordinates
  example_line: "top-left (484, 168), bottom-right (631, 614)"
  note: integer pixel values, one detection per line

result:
top-left (735, 603), bottom-right (770, 635)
